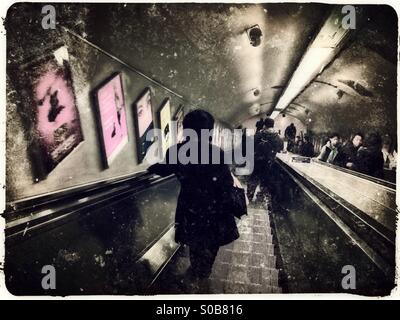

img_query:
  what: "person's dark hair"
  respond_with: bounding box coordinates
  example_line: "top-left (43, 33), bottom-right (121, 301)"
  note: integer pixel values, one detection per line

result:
top-left (329, 132), bottom-right (340, 139)
top-left (353, 132), bottom-right (364, 140)
top-left (304, 135), bottom-right (310, 142)
top-left (382, 134), bottom-right (396, 153)
top-left (382, 134), bottom-right (392, 146)
top-left (350, 132), bottom-right (364, 141)
top-left (364, 132), bottom-right (382, 149)
top-left (183, 109), bottom-right (215, 137)
top-left (264, 117), bottom-right (274, 129)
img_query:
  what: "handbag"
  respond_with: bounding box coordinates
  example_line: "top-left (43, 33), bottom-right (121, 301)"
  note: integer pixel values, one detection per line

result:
top-left (229, 185), bottom-right (248, 219)
top-left (223, 173), bottom-right (248, 219)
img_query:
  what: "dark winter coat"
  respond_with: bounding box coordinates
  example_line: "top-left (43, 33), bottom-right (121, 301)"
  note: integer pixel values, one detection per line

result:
top-left (255, 119), bottom-right (264, 132)
top-left (147, 141), bottom-right (239, 247)
top-left (254, 129), bottom-right (284, 165)
top-left (337, 143), bottom-right (358, 167)
top-left (299, 142), bottom-right (315, 157)
top-left (355, 146), bottom-right (384, 178)
top-left (251, 129), bottom-right (283, 184)
top-left (284, 125), bottom-right (296, 140)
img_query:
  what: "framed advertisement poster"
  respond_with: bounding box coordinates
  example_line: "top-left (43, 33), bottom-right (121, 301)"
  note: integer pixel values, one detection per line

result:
top-left (159, 98), bottom-right (172, 155)
top-left (133, 87), bottom-right (156, 163)
top-left (93, 73), bottom-right (128, 168)
top-left (173, 104), bottom-right (184, 144)
top-left (15, 45), bottom-right (84, 181)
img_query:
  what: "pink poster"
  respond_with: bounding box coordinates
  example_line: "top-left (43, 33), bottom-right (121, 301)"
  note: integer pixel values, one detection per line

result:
top-left (23, 53), bottom-right (84, 180)
top-left (95, 73), bottom-right (128, 166)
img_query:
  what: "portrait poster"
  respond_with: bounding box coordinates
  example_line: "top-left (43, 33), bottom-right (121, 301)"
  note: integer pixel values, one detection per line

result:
top-left (173, 104), bottom-right (184, 144)
top-left (94, 73), bottom-right (128, 167)
top-left (133, 87), bottom-right (155, 163)
top-left (17, 46), bottom-right (84, 181)
top-left (159, 98), bottom-right (172, 155)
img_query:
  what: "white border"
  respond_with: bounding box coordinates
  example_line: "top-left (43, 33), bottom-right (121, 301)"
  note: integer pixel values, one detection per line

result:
top-left (0, 0), bottom-right (399, 300)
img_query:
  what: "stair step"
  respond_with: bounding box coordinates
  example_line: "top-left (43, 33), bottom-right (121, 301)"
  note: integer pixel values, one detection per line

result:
top-left (205, 187), bottom-right (282, 293)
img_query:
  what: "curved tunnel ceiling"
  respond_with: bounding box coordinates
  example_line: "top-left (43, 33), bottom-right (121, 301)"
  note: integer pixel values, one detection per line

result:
top-left (82, 3), bottom-right (397, 135)
top-left (74, 3), bottom-right (330, 125)
top-left (289, 5), bottom-right (397, 136)
top-left (8, 3), bottom-right (396, 135)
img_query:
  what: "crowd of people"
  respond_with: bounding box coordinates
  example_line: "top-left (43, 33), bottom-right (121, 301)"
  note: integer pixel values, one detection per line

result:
top-left (284, 123), bottom-right (315, 157)
top-left (284, 122), bottom-right (397, 179)
top-left (287, 135), bottom-right (315, 157)
top-left (145, 110), bottom-right (396, 293)
top-left (316, 132), bottom-right (397, 179)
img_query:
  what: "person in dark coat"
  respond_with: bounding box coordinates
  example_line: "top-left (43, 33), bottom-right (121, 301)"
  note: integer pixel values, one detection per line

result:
top-left (299, 135), bottom-right (315, 157)
top-left (284, 123), bottom-right (296, 140)
top-left (292, 136), bottom-right (302, 154)
top-left (255, 116), bottom-right (265, 133)
top-left (247, 117), bottom-right (283, 201)
top-left (337, 133), bottom-right (363, 170)
top-left (147, 110), bottom-right (239, 280)
top-left (284, 123), bottom-right (296, 152)
top-left (355, 132), bottom-right (384, 178)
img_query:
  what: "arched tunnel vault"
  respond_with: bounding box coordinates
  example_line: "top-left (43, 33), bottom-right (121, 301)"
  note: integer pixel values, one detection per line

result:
top-left (75, 2), bottom-right (330, 127)
top-left (6, 3), bottom-right (397, 136)
top-left (225, 3), bottom-right (328, 125)
top-left (21, 2), bottom-right (329, 127)
top-left (270, 5), bottom-right (398, 139)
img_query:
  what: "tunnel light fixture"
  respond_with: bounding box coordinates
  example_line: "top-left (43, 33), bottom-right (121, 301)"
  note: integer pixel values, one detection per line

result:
top-left (271, 7), bottom-right (353, 117)
top-left (275, 47), bottom-right (334, 111)
top-left (270, 110), bottom-right (281, 119)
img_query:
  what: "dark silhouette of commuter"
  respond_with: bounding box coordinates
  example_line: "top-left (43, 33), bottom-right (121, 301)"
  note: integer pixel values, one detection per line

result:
top-left (247, 118), bottom-right (283, 201)
top-left (337, 133), bottom-right (363, 169)
top-left (299, 135), bottom-right (314, 157)
top-left (355, 132), bottom-right (384, 178)
top-left (285, 123), bottom-right (296, 152)
top-left (255, 116), bottom-right (265, 133)
top-left (292, 136), bottom-right (302, 154)
top-left (147, 110), bottom-right (239, 284)
top-left (285, 123), bottom-right (296, 140)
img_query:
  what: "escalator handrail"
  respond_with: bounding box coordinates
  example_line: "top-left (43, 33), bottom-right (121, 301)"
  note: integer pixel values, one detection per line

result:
top-left (276, 157), bottom-right (396, 239)
top-left (312, 158), bottom-right (396, 191)
top-left (5, 172), bottom-right (174, 237)
top-left (5, 170), bottom-right (150, 214)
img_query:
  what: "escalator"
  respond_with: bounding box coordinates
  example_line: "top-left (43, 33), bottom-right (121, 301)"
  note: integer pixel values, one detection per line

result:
top-left (4, 172), bottom-right (181, 295)
top-left (4, 156), bottom-right (396, 296)
top-left (271, 154), bottom-right (395, 295)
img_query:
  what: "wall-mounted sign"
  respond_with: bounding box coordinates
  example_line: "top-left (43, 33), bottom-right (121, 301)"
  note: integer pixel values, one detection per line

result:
top-left (93, 73), bottom-right (128, 167)
top-left (159, 98), bottom-right (172, 155)
top-left (18, 46), bottom-right (84, 181)
top-left (173, 104), bottom-right (184, 144)
top-left (133, 87), bottom-right (156, 163)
